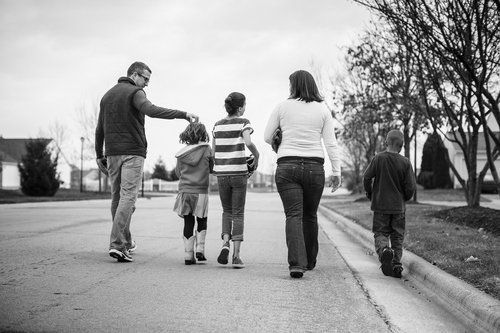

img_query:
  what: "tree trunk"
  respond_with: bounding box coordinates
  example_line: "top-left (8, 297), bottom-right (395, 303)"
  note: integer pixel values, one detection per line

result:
top-left (403, 124), bottom-right (411, 158)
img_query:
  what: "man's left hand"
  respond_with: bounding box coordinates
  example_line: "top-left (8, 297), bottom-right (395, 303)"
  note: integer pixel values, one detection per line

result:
top-left (96, 157), bottom-right (108, 176)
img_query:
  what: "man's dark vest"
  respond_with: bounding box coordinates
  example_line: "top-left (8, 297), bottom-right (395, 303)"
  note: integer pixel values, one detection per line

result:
top-left (100, 77), bottom-right (147, 157)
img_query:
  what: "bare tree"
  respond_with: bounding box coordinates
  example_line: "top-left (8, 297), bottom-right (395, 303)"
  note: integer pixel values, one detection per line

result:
top-left (350, 24), bottom-right (433, 158)
top-left (355, 0), bottom-right (500, 206)
top-left (47, 120), bottom-right (75, 167)
top-left (75, 101), bottom-right (99, 160)
top-left (331, 65), bottom-right (393, 192)
top-left (75, 100), bottom-right (108, 191)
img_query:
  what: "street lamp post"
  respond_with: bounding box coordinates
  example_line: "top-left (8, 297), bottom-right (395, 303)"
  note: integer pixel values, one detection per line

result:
top-left (80, 137), bottom-right (84, 192)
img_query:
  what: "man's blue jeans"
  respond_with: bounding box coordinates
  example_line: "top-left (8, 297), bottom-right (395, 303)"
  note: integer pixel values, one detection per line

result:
top-left (275, 158), bottom-right (325, 271)
top-left (107, 155), bottom-right (144, 252)
top-left (217, 175), bottom-right (247, 242)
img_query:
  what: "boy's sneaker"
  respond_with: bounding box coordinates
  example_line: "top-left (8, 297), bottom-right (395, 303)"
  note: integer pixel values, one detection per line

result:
top-left (217, 242), bottom-right (230, 265)
top-left (109, 248), bottom-right (133, 262)
top-left (128, 240), bottom-right (137, 253)
top-left (380, 247), bottom-right (394, 276)
top-left (232, 257), bottom-right (245, 269)
top-left (393, 265), bottom-right (403, 278)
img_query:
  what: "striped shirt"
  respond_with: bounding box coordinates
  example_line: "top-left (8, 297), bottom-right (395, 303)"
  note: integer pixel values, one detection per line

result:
top-left (213, 117), bottom-right (253, 175)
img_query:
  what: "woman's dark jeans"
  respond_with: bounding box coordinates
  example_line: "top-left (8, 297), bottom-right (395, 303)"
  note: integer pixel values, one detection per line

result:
top-left (275, 158), bottom-right (325, 271)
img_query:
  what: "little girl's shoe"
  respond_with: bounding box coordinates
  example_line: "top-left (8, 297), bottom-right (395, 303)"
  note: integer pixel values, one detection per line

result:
top-left (183, 236), bottom-right (196, 265)
top-left (195, 230), bottom-right (207, 261)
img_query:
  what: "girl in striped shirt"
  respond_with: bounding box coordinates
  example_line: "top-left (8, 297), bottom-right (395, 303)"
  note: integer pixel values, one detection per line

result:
top-left (212, 92), bottom-right (260, 268)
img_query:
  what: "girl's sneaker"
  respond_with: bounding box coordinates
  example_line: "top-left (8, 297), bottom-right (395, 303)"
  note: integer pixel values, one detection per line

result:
top-left (232, 257), bottom-right (245, 269)
top-left (217, 242), bottom-right (230, 265)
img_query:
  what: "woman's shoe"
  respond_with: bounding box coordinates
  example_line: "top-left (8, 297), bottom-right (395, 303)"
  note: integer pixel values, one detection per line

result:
top-left (290, 268), bottom-right (304, 278)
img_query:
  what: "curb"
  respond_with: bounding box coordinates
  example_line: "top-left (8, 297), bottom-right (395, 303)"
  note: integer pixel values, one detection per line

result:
top-left (318, 205), bottom-right (500, 333)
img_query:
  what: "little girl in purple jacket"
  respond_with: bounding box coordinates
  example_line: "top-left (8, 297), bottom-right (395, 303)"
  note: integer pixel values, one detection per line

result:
top-left (174, 122), bottom-right (214, 265)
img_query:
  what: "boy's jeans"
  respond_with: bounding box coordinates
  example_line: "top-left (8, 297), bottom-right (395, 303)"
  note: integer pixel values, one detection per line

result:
top-left (275, 159), bottom-right (325, 271)
top-left (217, 175), bottom-right (247, 242)
top-left (108, 155), bottom-right (144, 252)
top-left (372, 212), bottom-right (406, 265)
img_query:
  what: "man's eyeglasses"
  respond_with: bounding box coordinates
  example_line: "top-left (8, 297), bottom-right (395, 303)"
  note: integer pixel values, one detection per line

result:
top-left (137, 73), bottom-right (150, 83)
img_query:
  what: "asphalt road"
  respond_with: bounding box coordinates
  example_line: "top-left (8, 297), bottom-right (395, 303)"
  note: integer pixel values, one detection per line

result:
top-left (0, 192), bottom-right (467, 332)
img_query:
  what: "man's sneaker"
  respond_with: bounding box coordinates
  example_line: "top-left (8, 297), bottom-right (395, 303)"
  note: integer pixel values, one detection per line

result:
top-left (380, 247), bottom-right (394, 276)
top-left (217, 243), bottom-right (230, 265)
top-left (393, 265), bottom-right (403, 278)
top-left (128, 240), bottom-right (137, 253)
top-left (232, 257), bottom-right (245, 269)
top-left (196, 252), bottom-right (207, 261)
top-left (109, 248), bottom-right (133, 262)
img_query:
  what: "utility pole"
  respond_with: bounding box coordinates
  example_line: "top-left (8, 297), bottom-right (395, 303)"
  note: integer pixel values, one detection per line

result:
top-left (80, 137), bottom-right (84, 192)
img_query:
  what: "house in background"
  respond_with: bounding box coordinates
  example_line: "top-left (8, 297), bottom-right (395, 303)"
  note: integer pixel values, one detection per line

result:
top-left (444, 115), bottom-right (500, 189)
top-left (0, 137), bottom-right (73, 190)
top-left (70, 167), bottom-right (109, 192)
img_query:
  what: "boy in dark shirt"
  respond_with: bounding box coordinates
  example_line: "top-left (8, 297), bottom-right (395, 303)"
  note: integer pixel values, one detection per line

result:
top-left (363, 130), bottom-right (416, 278)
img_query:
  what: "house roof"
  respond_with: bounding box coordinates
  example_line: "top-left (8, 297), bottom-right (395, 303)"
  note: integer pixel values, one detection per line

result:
top-left (0, 138), bottom-right (52, 163)
top-left (446, 131), bottom-right (500, 152)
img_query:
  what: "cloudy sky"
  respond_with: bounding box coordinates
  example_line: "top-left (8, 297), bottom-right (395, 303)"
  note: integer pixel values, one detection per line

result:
top-left (0, 0), bottom-right (372, 174)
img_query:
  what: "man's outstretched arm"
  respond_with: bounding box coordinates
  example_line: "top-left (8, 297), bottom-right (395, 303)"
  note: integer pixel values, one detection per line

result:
top-left (133, 90), bottom-right (198, 122)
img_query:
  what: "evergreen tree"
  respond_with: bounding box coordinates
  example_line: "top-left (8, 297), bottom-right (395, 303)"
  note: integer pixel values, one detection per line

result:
top-left (151, 158), bottom-right (168, 180)
top-left (417, 133), bottom-right (452, 189)
top-left (18, 139), bottom-right (60, 196)
top-left (168, 168), bottom-right (179, 181)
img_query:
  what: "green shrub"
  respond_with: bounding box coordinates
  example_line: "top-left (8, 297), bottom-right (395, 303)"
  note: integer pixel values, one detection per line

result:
top-left (18, 139), bottom-right (60, 196)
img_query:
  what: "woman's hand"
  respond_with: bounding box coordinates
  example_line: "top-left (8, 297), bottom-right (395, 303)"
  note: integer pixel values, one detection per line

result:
top-left (330, 175), bottom-right (341, 193)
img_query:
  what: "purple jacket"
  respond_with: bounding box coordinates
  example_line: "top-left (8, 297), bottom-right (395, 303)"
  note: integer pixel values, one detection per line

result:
top-left (175, 143), bottom-right (213, 194)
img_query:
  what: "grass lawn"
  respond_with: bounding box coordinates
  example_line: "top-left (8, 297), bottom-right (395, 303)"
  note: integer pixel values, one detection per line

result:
top-left (414, 188), bottom-right (491, 202)
top-left (0, 188), bottom-right (170, 204)
top-left (321, 192), bottom-right (500, 300)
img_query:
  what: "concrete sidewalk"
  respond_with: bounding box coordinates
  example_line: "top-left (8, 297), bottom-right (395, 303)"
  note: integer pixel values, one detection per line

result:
top-left (318, 204), bottom-right (500, 333)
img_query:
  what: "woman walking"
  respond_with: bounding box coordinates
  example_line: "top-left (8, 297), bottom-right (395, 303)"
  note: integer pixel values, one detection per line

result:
top-left (264, 70), bottom-right (341, 278)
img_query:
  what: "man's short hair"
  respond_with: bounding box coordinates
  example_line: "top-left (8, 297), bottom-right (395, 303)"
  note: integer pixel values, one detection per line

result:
top-left (127, 62), bottom-right (152, 76)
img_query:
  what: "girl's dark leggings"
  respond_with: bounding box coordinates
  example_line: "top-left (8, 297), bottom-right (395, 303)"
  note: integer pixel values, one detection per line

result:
top-left (183, 214), bottom-right (207, 238)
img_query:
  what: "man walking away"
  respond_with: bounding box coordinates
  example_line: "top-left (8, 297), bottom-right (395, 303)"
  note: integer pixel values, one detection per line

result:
top-left (95, 61), bottom-right (198, 262)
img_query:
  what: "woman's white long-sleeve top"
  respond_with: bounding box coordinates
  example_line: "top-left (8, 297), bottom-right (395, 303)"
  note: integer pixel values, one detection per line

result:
top-left (264, 99), bottom-right (341, 176)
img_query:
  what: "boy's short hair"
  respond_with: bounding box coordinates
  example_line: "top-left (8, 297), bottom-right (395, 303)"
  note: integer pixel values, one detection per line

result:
top-left (386, 130), bottom-right (404, 148)
top-left (179, 122), bottom-right (209, 144)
